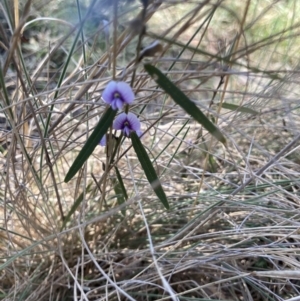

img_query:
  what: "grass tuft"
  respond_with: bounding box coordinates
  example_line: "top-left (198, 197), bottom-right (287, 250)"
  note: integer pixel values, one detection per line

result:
top-left (1, 0), bottom-right (300, 300)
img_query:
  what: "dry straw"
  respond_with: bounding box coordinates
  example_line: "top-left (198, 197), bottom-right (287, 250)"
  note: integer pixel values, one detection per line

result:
top-left (1, 0), bottom-right (300, 300)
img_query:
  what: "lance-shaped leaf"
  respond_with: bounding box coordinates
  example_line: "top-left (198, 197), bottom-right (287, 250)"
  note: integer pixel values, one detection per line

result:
top-left (114, 166), bottom-right (128, 200)
top-left (130, 132), bottom-right (169, 209)
top-left (112, 179), bottom-right (126, 216)
top-left (113, 166), bottom-right (128, 216)
top-left (64, 107), bottom-right (117, 182)
top-left (144, 64), bottom-right (226, 144)
top-left (217, 102), bottom-right (259, 115)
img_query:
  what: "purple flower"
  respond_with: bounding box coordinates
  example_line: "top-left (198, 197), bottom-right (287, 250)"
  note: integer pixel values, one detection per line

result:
top-left (113, 112), bottom-right (142, 137)
top-left (102, 81), bottom-right (135, 110)
top-left (99, 134), bottom-right (106, 146)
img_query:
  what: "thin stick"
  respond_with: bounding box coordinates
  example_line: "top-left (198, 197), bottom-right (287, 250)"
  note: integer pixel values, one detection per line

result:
top-left (112, 0), bottom-right (118, 80)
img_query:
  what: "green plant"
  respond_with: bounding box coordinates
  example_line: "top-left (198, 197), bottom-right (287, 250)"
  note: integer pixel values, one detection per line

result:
top-left (1, 0), bottom-right (300, 300)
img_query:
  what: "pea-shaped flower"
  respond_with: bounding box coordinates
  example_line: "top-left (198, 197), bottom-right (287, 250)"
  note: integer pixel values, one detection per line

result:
top-left (113, 112), bottom-right (142, 137)
top-left (102, 81), bottom-right (135, 110)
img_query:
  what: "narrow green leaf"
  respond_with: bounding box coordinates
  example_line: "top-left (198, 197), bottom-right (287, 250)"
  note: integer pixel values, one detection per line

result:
top-left (144, 64), bottom-right (226, 144)
top-left (64, 107), bottom-right (117, 182)
top-left (114, 166), bottom-right (128, 200)
top-left (112, 168), bottom-right (127, 216)
top-left (208, 154), bottom-right (217, 173)
top-left (130, 132), bottom-right (169, 209)
top-left (61, 182), bottom-right (93, 230)
top-left (0, 144), bottom-right (6, 154)
top-left (113, 166), bottom-right (128, 216)
top-left (218, 102), bottom-right (259, 115)
top-left (113, 178), bottom-right (126, 207)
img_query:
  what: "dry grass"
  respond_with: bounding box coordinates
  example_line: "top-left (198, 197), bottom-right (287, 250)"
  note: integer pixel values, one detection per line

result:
top-left (1, 0), bottom-right (300, 300)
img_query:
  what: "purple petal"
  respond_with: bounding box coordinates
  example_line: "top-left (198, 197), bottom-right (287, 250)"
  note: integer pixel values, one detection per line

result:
top-left (136, 130), bottom-right (143, 138)
top-left (99, 134), bottom-right (106, 146)
top-left (113, 113), bottom-right (127, 130)
top-left (110, 102), bottom-right (116, 110)
top-left (123, 126), bottom-right (130, 137)
top-left (115, 98), bottom-right (124, 110)
top-left (102, 81), bottom-right (117, 105)
top-left (127, 112), bottom-right (141, 132)
top-left (116, 82), bottom-right (135, 105)
top-left (113, 112), bottom-right (141, 137)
